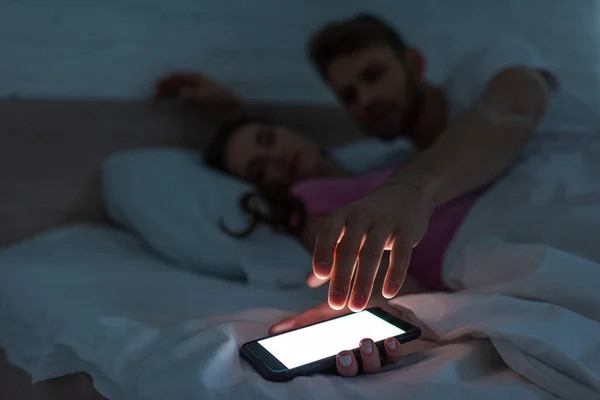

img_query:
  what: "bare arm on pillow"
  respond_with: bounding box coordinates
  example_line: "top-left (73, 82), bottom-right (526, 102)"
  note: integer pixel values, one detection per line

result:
top-left (154, 71), bottom-right (248, 119)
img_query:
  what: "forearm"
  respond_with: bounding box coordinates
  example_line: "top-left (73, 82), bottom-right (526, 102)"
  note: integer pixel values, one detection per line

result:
top-left (393, 105), bottom-right (531, 205)
top-left (392, 67), bottom-right (551, 205)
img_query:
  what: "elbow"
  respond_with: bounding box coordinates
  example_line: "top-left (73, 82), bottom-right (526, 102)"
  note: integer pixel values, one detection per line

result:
top-left (482, 67), bottom-right (552, 143)
top-left (508, 68), bottom-right (551, 123)
top-left (489, 67), bottom-right (551, 115)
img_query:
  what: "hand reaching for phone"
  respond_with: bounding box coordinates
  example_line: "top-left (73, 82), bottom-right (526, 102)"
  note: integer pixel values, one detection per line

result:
top-left (312, 180), bottom-right (434, 312)
top-left (269, 300), bottom-right (404, 376)
top-left (154, 71), bottom-right (247, 118)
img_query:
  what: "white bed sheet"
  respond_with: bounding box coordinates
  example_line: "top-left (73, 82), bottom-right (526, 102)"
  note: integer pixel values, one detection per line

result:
top-left (0, 224), bottom-right (555, 400)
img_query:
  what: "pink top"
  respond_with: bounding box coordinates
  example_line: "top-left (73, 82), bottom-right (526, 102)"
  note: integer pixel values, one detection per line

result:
top-left (290, 168), bottom-right (486, 291)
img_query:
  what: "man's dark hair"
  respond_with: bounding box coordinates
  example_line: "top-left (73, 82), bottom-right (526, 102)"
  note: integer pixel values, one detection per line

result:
top-left (308, 13), bottom-right (408, 80)
top-left (204, 115), bottom-right (273, 172)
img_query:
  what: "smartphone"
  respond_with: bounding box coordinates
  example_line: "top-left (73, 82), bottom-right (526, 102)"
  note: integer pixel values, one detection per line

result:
top-left (240, 307), bottom-right (421, 382)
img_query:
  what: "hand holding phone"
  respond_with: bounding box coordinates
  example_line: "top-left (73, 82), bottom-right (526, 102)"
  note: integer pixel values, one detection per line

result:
top-left (240, 306), bottom-right (421, 381)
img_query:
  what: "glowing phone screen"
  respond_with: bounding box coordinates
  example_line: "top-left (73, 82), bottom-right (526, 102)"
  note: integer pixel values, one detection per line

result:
top-left (258, 310), bottom-right (405, 369)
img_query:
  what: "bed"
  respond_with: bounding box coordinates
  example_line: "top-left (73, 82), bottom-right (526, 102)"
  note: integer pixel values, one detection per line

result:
top-left (2, 2), bottom-right (600, 396)
top-left (1, 96), bottom-right (600, 400)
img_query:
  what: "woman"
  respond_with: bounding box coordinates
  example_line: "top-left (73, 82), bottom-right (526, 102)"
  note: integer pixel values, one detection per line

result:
top-left (155, 72), bottom-right (358, 249)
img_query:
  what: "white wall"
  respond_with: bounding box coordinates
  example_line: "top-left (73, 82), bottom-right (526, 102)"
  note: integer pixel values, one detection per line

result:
top-left (1, 0), bottom-right (599, 105)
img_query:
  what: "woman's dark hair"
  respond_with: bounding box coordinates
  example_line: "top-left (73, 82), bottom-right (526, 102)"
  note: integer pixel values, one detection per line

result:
top-left (204, 115), bottom-right (307, 239)
top-left (204, 115), bottom-right (273, 172)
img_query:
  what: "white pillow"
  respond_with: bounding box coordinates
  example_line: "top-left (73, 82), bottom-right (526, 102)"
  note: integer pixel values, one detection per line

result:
top-left (101, 139), bottom-right (414, 285)
top-left (102, 149), bottom-right (250, 281)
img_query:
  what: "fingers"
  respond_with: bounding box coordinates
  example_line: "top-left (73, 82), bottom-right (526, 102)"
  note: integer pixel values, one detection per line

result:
top-left (155, 72), bottom-right (230, 101)
top-left (336, 338), bottom-right (403, 377)
top-left (329, 217), bottom-right (370, 310)
top-left (383, 237), bottom-right (412, 298)
top-left (315, 203), bottom-right (421, 308)
top-left (155, 77), bottom-right (179, 99)
top-left (155, 72), bottom-right (203, 98)
top-left (336, 351), bottom-right (359, 377)
top-left (327, 217), bottom-right (372, 310)
top-left (384, 237), bottom-right (394, 251)
top-left (348, 227), bottom-right (390, 312)
top-left (312, 215), bottom-right (345, 279)
top-left (358, 339), bottom-right (381, 374)
top-left (268, 302), bottom-right (344, 335)
top-left (383, 338), bottom-right (403, 364)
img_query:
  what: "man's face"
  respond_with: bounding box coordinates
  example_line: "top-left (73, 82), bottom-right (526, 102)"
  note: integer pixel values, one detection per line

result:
top-left (325, 44), bottom-right (423, 140)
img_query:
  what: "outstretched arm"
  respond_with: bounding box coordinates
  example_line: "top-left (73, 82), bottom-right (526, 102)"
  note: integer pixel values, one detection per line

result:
top-left (392, 67), bottom-right (554, 205)
top-left (311, 67), bottom-right (554, 312)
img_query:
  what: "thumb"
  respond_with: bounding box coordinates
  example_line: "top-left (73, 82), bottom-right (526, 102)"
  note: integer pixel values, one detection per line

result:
top-left (269, 301), bottom-right (342, 335)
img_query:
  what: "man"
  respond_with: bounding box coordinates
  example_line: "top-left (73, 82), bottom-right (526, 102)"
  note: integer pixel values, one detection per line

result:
top-left (269, 13), bottom-right (574, 374)
top-left (300, 13), bottom-right (557, 310)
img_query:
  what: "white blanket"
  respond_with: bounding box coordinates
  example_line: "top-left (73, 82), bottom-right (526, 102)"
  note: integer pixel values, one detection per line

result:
top-left (1, 134), bottom-right (599, 400)
top-left (0, 226), bottom-right (566, 400)
top-left (0, 224), bottom-right (553, 400)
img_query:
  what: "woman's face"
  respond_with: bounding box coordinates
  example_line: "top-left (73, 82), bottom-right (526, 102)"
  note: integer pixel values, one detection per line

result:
top-left (224, 122), bottom-right (331, 186)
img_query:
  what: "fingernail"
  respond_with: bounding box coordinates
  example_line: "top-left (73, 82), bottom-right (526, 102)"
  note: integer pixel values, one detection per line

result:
top-left (360, 339), bottom-right (373, 354)
top-left (314, 261), bottom-right (330, 272)
top-left (330, 290), bottom-right (345, 305)
top-left (387, 339), bottom-right (397, 350)
top-left (385, 281), bottom-right (399, 297)
top-left (338, 353), bottom-right (352, 367)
